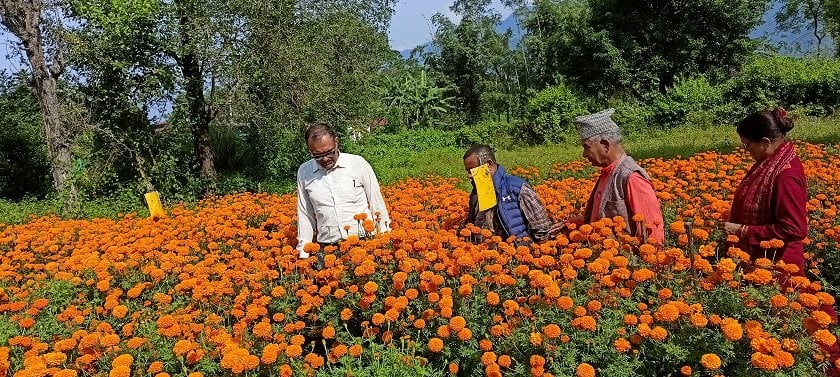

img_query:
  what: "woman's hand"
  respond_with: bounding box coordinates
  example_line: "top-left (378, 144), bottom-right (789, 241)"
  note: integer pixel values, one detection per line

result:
top-left (722, 222), bottom-right (742, 235)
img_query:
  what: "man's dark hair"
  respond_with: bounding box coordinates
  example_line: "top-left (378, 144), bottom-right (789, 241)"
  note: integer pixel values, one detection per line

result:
top-left (463, 144), bottom-right (496, 163)
top-left (304, 122), bottom-right (337, 143)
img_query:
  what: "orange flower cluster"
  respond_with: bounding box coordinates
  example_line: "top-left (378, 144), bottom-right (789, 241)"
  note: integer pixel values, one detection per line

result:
top-left (0, 144), bottom-right (838, 376)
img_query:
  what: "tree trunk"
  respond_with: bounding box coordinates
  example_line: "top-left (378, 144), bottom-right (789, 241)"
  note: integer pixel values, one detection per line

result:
top-left (175, 0), bottom-right (217, 190)
top-left (0, 0), bottom-right (76, 200)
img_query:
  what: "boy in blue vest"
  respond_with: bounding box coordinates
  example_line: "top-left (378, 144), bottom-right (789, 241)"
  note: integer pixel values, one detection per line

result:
top-left (462, 144), bottom-right (564, 243)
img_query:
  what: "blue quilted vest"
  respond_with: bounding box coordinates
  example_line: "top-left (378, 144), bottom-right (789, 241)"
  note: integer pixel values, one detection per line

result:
top-left (492, 165), bottom-right (530, 239)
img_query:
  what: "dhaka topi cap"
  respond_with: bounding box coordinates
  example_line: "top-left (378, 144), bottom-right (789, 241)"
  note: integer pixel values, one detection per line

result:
top-left (576, 108), bottom-right (620, 140)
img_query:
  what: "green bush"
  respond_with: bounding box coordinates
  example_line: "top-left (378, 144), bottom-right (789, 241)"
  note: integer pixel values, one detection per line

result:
top-left (649, 76), bottom-right (733, 129)
top-left (607, 98), bottom-right (655, 135)
top-left (525, 84), bottom-right (590, 143)
top-left (456, 120), bottom-right (520, 149)
top-left (0, 73), bottom-right (51, 200)
top-left (725, 56), bottom-right (840, 115)
top-left (348, 128), bottom-right (459, 159)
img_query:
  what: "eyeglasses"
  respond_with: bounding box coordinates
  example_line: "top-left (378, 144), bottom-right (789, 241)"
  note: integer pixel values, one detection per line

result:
top-left (311, 147), bottom-right (338, 161)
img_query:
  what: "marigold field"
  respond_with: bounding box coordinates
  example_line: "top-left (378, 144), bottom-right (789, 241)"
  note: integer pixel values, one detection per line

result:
top-left (2, 143), bottom-right (840, 377)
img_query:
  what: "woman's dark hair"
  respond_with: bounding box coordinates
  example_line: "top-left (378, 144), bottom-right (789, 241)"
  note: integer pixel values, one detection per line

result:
top-left (737, 107), bottom-right (794, 142)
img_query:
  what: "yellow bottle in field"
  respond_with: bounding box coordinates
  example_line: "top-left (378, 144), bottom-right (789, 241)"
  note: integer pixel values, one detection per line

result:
top-left (144, 191), bottom-right (166, 218)
top-left (470, 164), bottom-right (497, 211)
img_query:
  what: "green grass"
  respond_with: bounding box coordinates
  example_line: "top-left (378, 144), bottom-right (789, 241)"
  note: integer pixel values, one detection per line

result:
top-left (368, 115), bottom-right (840, 187)
top-left (2, 116), bottom-right (840, 224)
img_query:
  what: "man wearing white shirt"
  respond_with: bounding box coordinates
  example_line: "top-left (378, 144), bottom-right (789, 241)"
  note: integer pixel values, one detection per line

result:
top-left (296, 123), bottom-right (391, 260)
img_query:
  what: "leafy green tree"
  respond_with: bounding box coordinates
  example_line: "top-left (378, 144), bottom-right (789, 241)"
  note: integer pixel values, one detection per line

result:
top-left (221, 1), bottom-right (398, 182)
top-left (0, 72), bottom-right (50, 199)
top-left (64, 0), bottom-right (173, 195)
top-left (776, 0), bottom-right (832, 56)
top-left (1, 0), bottom-right (77, 201)
top-left (512, 0), bottom-right (768, 97)
top-left (382, 70), bottom-right (454, 129)
top-left (826, 0), bottom-right (840, 55)
top-left (425, 0), bottom-right (517, 123)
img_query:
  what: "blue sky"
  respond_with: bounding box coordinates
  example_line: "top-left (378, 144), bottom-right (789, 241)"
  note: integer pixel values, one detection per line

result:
top-left (387, 0), bottom-right (511, 51)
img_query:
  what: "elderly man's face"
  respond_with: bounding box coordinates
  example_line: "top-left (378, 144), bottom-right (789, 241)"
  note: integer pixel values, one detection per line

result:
top-left (463, 154), bottom-right (496, 183)
top-left (308, 134), bottom-right (339, 170)
top-left (582, 138), bottom-right (610, 167)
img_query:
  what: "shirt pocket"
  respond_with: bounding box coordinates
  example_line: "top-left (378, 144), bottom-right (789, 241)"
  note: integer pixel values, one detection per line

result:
top-left (335, 176), bottom-right (366, 205)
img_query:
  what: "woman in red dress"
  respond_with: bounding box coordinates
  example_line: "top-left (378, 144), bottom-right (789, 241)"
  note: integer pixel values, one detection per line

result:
top-left (724, 108), bottom-right (806, 273)
top-left (724, 108), bottom-right (839, 375)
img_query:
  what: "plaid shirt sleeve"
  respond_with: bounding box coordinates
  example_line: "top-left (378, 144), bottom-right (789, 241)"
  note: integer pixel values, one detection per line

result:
top-left (518, 184), bottom-right (554, 242)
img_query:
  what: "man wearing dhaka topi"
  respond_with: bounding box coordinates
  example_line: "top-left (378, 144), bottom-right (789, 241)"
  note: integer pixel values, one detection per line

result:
top-left (296, 123), bottom-right (391, 260)
top-left (568, 108), bottom-right (664, 244)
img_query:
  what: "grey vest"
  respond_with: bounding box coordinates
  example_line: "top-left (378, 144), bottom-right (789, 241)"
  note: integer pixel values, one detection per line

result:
top-left (583, 155), bottom-right (652, 236)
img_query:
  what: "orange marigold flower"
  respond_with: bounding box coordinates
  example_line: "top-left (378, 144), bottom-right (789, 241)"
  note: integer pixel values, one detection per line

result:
top-left (481, 351), bottom-right (497, 366)
top-left (775, 350), bottom-right (794, 368)
top-left (649, 326), bottom-right (668, 341)
top-left (700, 353), bottom-right (721, 369)
top-left (285, 344), bottom-right (303, 359)
top-left (498, 355), bottom-right (512, 368)
top-left (108, 366), bottom-right (130, 377)
top-left (290, 334), bottom-right (305, 346)
top-left (252, 321), bottom-right (273, 339)
top-left (654, 303), bottom-right (680, 322)
top-left (571, 316), bottom-right (597, 332)
top-left (42, 352), bottom-right (67, 366)
top-left (575, 362), bottom-right (595, 377)
top-left (100, 334), bottom-right (120, 348)
top-left (126, 337), bottom-right (146, 349)
top-left (720, 319), bottom-right (743, 341)
top-left (529, 332), bottom-right (543, 346)
top-left (457, 328), bottom-right (473, 341)
top-left (428, 338), bottom-right (444, 353)
top-left (751, 352), bottom-right (778, 371)
top-left (363, 281), bottom-right (378, 294)
top-left (486, 291), bottom-right (501, 306)
top-left (543, 324), bottom-right (562, 339)
top-left (322, 325), bottom-right (336, 339)
top-left (769, 294), bottom-right (789, 308)
top-left (111, 305), bottom-right (128, 319)
top-left (557, 296), bottom-right (574, 310)
top-left (305, 353), bottom-right (324, 368)
top-left (530, 355), bottom-right (546, 367)
top-left (112, 354), bottom-right (133, 368)
top-left (147, 361), bottom-right (164, 374)
top-left (814, 329), bottom-right (837, 347)
top-left (54, 338), bottom-right (77, 352)
top-left (614, 338), bottom-right (631, 353)
top-left (448, 362), bottom-right (459, 374)
top-left (449, 316), bottom-right (466, 332)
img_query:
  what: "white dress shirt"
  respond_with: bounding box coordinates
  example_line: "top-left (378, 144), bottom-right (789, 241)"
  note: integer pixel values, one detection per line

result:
top-left (296, 152), bottom-right (391, 258)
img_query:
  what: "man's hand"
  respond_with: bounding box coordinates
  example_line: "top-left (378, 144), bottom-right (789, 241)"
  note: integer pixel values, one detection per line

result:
top-left (548, 222), bottom-right (567, 237)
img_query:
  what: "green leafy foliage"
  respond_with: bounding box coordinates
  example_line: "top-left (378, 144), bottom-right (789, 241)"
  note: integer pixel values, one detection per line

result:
top-left (525, 83), bottom-right (590, 143)
top-left (0, 72), bottom-right (50, 200)
top-left (649, 76), bottom-right (734, 129)
top-left (382, 70), bottom-right (455, 129)
top-left (725, 56), bottom-right (840, 115)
